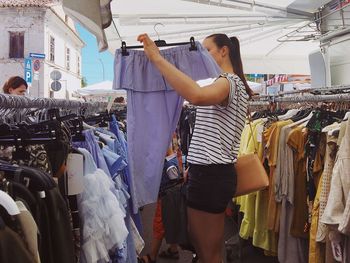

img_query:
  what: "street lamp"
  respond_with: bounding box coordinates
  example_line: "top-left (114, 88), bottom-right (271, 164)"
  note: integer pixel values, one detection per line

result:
top-left (98, 58), bottom-right (105, 81)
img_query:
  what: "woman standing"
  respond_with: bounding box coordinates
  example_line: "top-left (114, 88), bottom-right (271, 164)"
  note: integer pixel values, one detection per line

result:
top-left (137, 33), bottom-right (252, 263)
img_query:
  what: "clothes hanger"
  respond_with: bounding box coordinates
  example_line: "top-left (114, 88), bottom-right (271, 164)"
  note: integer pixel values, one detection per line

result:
top-left (286, 110), bottom-right (313, 129)
top-left (290, 109), bottom-right (305, 122)
top-left (326, 124), bottom-right (341, 136)
top-left (48, 109), bottom-right (83, 136)
top-left (121, 23), bottom-right (197, 56)
top-left (343, 110), bottom-right (350, 121)
top-left (68, 117), bottom-right (86, 142)
top-left (83, 111), bottom-right (112, 127)
top-left (7, 181), bottom-right (37, 217)
top-left (0, 106), bottom-right (69, 145)
top-left (291, 108), bottom-right (313, 122)
top-left (0, 123), bottom-right (58, 149)
top-left (0, 190), bottom-right (20, 216)
top-left (0, 160), bottom-right (56, 191)
top-left (278, 108), bottom-right (299, 120)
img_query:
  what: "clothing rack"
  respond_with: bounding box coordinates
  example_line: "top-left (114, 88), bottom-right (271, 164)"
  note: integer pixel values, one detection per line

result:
top-left (0, 94), bottom-right (107, 111)
top-left (121, 36), bottom-right (197, 56)
top-left (253, 84), bottom-right (350, 100)
top-left (249, 93), bottom-right (350, 107)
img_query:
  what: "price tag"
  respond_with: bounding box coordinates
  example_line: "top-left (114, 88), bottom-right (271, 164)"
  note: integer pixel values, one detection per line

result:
top-left (66, 153), bottom-right (84, 196)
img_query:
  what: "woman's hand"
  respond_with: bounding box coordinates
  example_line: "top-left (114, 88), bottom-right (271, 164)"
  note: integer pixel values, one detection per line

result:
top-left (137, 34), bottom-right (162, 62)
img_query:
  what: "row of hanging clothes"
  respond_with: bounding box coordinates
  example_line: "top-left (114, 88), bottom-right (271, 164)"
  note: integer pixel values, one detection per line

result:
top-left (236, 92), bottom-right (350, 263)
top-left (0, 94), bottom-right (143, 263)
top-left (177, 104), bottom-right (196, 159)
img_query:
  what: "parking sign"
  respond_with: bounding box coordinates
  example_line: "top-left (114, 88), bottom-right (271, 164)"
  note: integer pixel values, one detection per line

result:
top-left (24, 58), bottom-right (32, 85)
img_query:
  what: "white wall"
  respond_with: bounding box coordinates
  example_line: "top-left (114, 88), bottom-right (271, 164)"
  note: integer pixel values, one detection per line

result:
top-left (244, 56), bottom-right (311, 75)
top-left (329, 36), bottom-right (350, 86)
top-left (0, 8), bottom-right (45, 95)
top-left (0, 6), bottom-right (83, 98)
top-left (331, 63), bottom-right (350, 85)
top-left (44, 7), bottom-right (84, 99)
top-left (320, 5), bottom-right (350, 86)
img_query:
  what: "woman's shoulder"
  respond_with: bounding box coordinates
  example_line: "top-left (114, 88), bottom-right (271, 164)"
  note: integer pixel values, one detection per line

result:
top-left (218, 73), bottom-right (244, 87)
top-left (218, 73), bottom-right (242, 81)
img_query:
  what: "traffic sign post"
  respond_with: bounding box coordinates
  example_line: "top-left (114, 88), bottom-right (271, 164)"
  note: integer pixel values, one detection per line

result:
top-left (29, 53), bottom-right (45, 59)
top-left (24, 58), bottom-right (32, 85)
top-left (50, 70), bottom-right (62, 81)
top-left (33, 59), bottom-right (40, 72)
top-left (49, 70), bottom-right (62, 92)
top-left (34, 72), bottom-right (39, 80)
top-left (51, 81), bottom-right (62, 92)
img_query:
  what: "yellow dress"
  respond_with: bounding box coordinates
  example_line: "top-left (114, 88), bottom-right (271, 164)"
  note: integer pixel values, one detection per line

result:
top-left (237, 119), bottom-right (263, 239)
top-left (264, 120), bottom-right (293, 233)
top-left (287, 126), bottom-right (309, 239)
top-left (308, 134), bottom-right (327, 263)
top-left (308, 175), bottom-right (325, 263)
top-left (236, 119), bottom-right (278, 254)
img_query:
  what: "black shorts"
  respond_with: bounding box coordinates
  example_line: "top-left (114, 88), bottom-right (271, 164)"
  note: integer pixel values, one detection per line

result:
top-left (186, 163), bottom-right (237, 214)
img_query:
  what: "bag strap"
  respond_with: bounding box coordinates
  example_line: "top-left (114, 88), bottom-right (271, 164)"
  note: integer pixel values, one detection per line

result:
top-left (226, 74), bottom-right (258, 156)
top-left (247, 108), bottom-right (258, 154)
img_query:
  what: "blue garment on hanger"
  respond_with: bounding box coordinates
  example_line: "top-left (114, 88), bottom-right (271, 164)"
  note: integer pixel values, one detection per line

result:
top-left (73, 129), bottom-right (111, 178)
top-left (96, 129), bottom-right (117, 152)
top-left (109, 116), bottom-right (128, 161)
top-left (102, 146), bottom-right (127, 179)
top-left (109, 116), bottom-right (143, 236)
top-left (113, 42), bottom-right (221, 213)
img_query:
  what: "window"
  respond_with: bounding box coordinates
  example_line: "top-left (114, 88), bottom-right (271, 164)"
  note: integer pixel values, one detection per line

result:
top-left (77, 55), bottom-right (80, 75)
top-left (49, 36), bottom-right (55, 62)
top-left (66, 47), bottom-right (70, 70)
top-left (9, 32), bottom-right (24, 58)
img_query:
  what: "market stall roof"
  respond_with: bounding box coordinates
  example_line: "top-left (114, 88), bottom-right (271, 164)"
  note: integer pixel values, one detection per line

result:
top-left (75, 81), bottom-right (126, 97)
top-left (62, 0), bottom-right (112, 51)
top-left (103, 0), bottom-right (328, 74)
top-left (63, 0), bottom-right (333, 74)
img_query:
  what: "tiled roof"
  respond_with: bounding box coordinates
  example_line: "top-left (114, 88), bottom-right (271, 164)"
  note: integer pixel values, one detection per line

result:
top-left (0, 0), bottom-right (60, 7)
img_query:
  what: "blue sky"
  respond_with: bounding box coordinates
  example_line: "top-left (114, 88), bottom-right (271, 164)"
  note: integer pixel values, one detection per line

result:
top-left (76, 24), bottom-right (114, 85)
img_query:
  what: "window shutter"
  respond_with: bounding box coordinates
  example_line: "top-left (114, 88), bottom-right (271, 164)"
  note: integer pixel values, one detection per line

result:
top-left (9, 32), bottom-right (24, 58)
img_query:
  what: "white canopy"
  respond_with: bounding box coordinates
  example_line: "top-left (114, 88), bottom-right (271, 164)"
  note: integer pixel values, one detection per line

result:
top-left (74, 80), bottom-right (127, 110)
top-left (62, 0), bottom-right (112, 51)
top-left (63, 0), bottom-right (331, 74)
top-left (103, 0), bottom-right (329, 74)
top-left (75, 81), bottom-right (127, 97)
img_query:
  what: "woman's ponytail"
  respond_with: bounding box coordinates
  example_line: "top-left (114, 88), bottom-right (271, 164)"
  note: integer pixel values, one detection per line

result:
top-left (228, 36), bottom-right (253, 98)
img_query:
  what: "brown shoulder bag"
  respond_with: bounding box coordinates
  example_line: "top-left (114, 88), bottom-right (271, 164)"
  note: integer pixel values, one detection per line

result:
top-left (234, 111), bottom-right (269, 197)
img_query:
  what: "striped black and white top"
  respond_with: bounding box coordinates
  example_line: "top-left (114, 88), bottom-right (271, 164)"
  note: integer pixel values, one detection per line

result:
top-left (187, 73), bottom-right (249, 165)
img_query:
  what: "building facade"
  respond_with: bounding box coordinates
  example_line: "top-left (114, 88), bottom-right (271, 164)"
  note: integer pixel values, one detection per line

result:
top-left (0, 1), bottom-right (84, 99)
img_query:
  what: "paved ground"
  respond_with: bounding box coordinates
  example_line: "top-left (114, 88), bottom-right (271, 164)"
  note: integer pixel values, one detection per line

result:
top-left (139, 203), bottom-right (279, 263)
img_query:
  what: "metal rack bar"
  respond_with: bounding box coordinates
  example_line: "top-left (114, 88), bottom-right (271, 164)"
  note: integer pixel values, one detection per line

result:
top-left (181, 0), bottom-right (312, 18)
top-left (0, 94), bottom-right (107, 111)
top-left (253, 84), bottom-right (350, 100)
top-left (277, 2), bottom-right (350, 42)
top-left (275, 93), bottom-right (350, 103)
top-left (249, 93), bottom-right (350, 106)
top-left (249, 100), bottom-right (270, 106)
